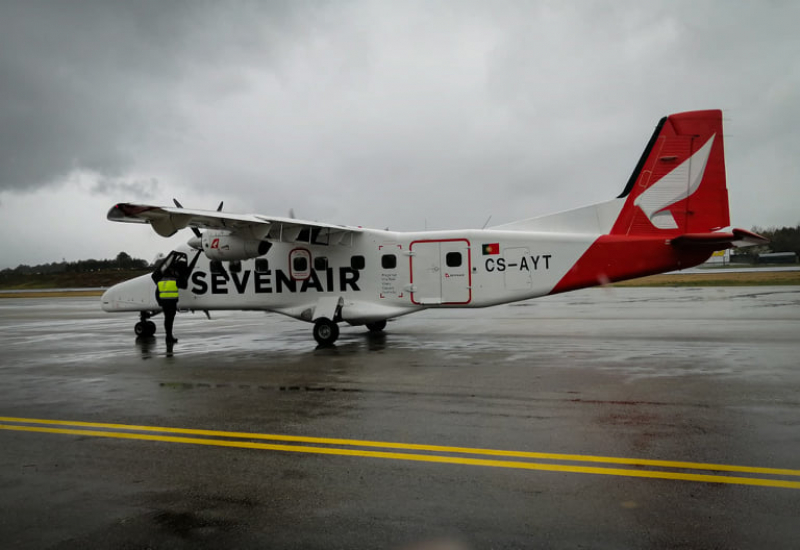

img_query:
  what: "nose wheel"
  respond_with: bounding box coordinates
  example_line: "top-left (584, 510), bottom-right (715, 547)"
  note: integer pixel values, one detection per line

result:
top-left (134, 321), bottom-right (156, 337)
top-left (134, 312), bottom-right (157, 337)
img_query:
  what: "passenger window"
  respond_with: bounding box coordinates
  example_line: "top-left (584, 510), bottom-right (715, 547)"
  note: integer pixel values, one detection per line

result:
top-left (210, 260), bottom-right (225, 274)
top-left (293, 256), bottom-right (308, 272)
top-left (351, 255), bottom-right (366, 270)
top-left (382, 254), bottom-right (397, 269)
top-left (314, 257), bottom-right (328, 270)
top-left (445, 252), bottom-right (462, 268)
top-left (255, 259), bottom-right (270, 273)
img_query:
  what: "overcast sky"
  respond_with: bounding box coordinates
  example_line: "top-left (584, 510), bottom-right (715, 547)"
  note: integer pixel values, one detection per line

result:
top-left (1, 1), bottom-right (798, 268)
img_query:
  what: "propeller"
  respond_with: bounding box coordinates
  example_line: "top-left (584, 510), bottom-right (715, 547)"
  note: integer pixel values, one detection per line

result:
top-left (170, 199), bottom-right (224, 324)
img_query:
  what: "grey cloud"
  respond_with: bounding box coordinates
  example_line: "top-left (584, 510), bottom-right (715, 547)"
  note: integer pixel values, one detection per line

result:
top-left (1, 0), bottom-right (798, 243)
top-left (90, 176), bottom-right (160, 200)
top-left (0, 1), bottom-right (319, 193)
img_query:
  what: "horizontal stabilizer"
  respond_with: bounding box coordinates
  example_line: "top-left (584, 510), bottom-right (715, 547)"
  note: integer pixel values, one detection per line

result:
top-left (670, 228), bottom-right (769, 249)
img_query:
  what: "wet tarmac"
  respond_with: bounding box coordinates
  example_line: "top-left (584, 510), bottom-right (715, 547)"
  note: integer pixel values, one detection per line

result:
top-left (1, 287), bottom-right (799, 549)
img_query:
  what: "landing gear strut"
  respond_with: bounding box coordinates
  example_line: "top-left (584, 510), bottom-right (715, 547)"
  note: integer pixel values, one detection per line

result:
top-left (313, 318), bottom-right (340, 346)
top-left (134, 312), bottom-right (157, 337)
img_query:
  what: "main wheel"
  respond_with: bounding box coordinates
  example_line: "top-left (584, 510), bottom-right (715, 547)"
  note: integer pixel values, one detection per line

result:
top-left (313, 318), bottom-right (340, 346)
top-left (366, 320), bottom-right (387, 333)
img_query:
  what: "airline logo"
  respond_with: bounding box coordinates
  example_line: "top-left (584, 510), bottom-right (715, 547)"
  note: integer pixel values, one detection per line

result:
top-left (634, 134), bottom-right (715, 229)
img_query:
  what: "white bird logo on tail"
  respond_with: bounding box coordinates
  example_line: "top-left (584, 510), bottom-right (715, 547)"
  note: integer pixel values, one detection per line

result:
top-left (634, 134), bottom-right (715, 229)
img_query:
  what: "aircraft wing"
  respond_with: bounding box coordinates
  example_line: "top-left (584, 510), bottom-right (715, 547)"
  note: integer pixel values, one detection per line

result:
top-left (107, 203), bottom-right (362, 244)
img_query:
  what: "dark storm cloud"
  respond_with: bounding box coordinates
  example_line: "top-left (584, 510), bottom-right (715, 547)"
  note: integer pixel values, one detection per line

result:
top-left (0, 0), bottom-right (314, 194)
top-left (90, 175), bottom-right (160, 199)
top-left (1, 0), bottom-right (798, 270)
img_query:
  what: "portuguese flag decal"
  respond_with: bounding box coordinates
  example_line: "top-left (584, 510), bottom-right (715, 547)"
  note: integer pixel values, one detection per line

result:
top-left (482, 243), bottom-right (500, 255)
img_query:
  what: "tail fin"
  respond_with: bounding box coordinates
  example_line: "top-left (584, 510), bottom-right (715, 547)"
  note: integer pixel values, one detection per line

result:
top-left (610, 110), bottom-right (730, 236)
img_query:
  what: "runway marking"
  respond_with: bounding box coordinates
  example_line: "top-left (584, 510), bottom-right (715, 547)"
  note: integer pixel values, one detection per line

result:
top-left (2, 416), bottom-right (799, 490)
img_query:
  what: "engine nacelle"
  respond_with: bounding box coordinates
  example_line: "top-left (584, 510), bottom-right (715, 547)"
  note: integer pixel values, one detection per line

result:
top-left (200, 232), bottom-right (271, 261)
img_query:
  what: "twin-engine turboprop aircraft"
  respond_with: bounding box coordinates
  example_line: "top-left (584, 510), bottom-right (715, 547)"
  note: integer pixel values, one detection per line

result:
top-left (102, 110), bottom-right (766, 345)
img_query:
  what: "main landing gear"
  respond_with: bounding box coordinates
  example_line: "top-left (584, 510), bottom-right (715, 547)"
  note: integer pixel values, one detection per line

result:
top-left (366, 320), bottom-right (387, 333)
top-left (313, 318), bottom-right (340, 346)
top-left (134, 311), bottom-right (157, 337)
top-left (312, 318), bottom-right (388, 346)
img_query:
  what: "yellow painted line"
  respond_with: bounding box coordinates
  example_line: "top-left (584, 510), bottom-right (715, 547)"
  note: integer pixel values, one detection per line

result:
top-left (1, 416), bottom-right (799, 478)
top-left (1, 423), bottom-right (800, 490)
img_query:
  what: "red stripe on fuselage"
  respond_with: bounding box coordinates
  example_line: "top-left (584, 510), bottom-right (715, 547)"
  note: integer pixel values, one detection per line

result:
top-left (549, 235), bottom-right (713, 295)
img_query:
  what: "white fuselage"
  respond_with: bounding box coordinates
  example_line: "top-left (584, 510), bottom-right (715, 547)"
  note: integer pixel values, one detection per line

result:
top-left (101, 226), bottom-right (598, 325)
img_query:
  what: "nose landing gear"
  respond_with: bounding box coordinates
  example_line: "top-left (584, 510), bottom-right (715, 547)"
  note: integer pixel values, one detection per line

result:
top-left (134, 311), bottom-right (158, 337)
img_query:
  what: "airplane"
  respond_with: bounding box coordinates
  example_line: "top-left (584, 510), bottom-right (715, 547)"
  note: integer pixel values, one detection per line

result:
top-left (101, 109), bottom-right (767, 346)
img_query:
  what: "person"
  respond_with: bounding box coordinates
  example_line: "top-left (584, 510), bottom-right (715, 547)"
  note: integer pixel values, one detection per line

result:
top-left (156, 267), bottom-right (180, 343)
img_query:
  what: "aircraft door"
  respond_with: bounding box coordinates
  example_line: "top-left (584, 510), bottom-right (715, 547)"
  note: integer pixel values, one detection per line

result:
top-left (440, 240), bottom-right (471, 303)
top-left (151, 250), bottom-right (191, 287)
top-left (410, 239), bottom-right (471, 305)
top-left (410, 242), bottom-right (441, 304)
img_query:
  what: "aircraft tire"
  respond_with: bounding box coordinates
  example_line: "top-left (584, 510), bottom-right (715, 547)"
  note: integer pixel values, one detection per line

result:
top-left (313, 318), bottom-right (339, 346)
top-left (135, 321), bottom-right (157, 337)
top-left (366, 320), bottom-right (387, 333)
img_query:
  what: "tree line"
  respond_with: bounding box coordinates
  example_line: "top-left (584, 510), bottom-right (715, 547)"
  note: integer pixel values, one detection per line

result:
top-left (1, 252), bottom-right (150, 276)
top-left (736, 225), bottom-right (800, 259)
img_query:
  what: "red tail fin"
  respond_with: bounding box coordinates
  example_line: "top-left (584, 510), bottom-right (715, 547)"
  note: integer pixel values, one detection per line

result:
top-left (550, 111), bottom-right (740, 294)
top-left (611, 110), bottom-right (730, 236)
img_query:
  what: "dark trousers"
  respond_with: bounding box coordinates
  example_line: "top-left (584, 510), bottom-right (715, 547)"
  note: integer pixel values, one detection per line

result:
top-left (161, 299), bottom-right (178, 339)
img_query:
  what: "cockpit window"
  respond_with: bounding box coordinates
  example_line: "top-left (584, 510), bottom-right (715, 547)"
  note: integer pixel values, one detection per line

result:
top-left (151, 250), bottom-right (190, 284)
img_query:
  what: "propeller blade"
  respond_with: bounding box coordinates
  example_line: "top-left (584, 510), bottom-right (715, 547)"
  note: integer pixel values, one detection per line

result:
top-left (187, 248), bottom-right (202, 273)
top-left (172, 197), bottom-right (202, 238)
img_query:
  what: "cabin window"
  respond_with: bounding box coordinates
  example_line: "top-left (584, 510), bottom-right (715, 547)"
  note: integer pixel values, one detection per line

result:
top-left (210, 260), bottom-right (225, 274)
top-left (381, 254), bottom-right (397, 269)
top-left (289, 249), bottom-right (312, 280)
top-left (351, 255), bottom-right (366, 270)
top-left (293, 256), bottom-right (308, 272)
top-left (445, 252), bottom-right (462, 268)
top-left (229, 260), bottom-right (242, 273)
top-left (314, 256), bottom-right (328, 271)
top-left (255, 259), bottom-right (270, 273)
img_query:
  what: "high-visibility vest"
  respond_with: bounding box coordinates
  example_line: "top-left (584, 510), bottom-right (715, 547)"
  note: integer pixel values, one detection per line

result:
top-left (158, 278), bottom-right (179, 299)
